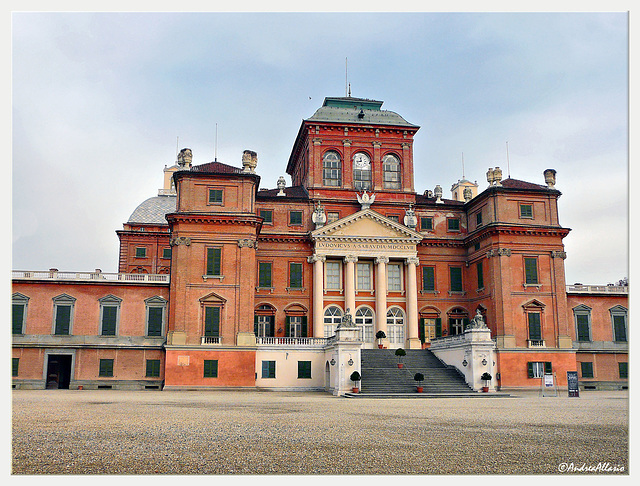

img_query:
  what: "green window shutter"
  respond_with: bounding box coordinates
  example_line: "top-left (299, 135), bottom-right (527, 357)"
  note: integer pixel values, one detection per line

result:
top-left (419, 318), bottom-right (425, 343)
top-left (12, 304), bottom-right (24, 335)
top-left (450, 267), bottom-right (462, 292)
top-left (463, 318), bottom-right (470, 331)
top-left (285, 316), bottom-right (291, 337)
top-left (527, 362), bottom-right (534, 378)
top-left (12, 357), bottom-right (19, 377)
top-left (619, 362), bottom-right (628, 379)
top-left (204, 360), bottom-right (218, 378)
top-left (613, 315), bottom-right (627, 342)
top-left (528, 313), bottom-right (541, 341)
top-left (421, 217), bottom-right (432, 231)
top-left (476, 261), bottom-right (484, 289)
top-left (520, 204), bottom-right (533, 218)
top-left (544, 362), bottom-right (553, 375)
top-left (99, 359), bottom-right (113, 377)
top-left (435, 318), bottom-right (442, 338)
top-left (289, 263), bottom-right (302, 288)
top-left (524, 258), bottom-right (538, 284)
top-left (422, 266), bottom-right (435, 291)
top-left (268, 316), bottom-right (275, 337)
top-left (448, 218), bottom-right (460, 231)
top-left (207, 248), bottom-right (222, 276)
top-left (162, 248), bottom-right (171, 259)
top-left (290, 211), bottom-right (302, 225)
top-left (101, 306), bottom-right (117, 336)
top-left (205, 307), bottom-right (220, 337)
top-left (301, 316), bottom-right (308, 337)
top-left (259, 262), bottom-right (272, 287)
top-left (576, 314), bottom-right (590, 342)
top-left (209, 189), bottom-right (223, 203)
top-left (261, 360), bottom-right (269, 378)
top-left (254, 315), bottom-right (259, 335)
top-left (260, 210), bottom-right (273, 224)
top-left (269, 361), bottom-right (276, 378)
top-left (262, 360), bottom-right (275, 378)
top-left (147, 307), bottom-right (164, 336)
top-left (55, 305), bottom-right (71, 335)
top-left (146, 359), bottom-right (160, 377)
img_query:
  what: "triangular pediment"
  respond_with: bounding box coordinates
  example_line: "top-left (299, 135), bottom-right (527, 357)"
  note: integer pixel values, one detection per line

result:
top-left (311, 209), bottom-right (422, 241)
top-left (199, 291), bottom-right (227, 304)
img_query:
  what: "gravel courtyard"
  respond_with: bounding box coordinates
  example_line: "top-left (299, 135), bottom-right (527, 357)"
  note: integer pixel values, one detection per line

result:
top-left (12, 389), bottom-right (628, 475)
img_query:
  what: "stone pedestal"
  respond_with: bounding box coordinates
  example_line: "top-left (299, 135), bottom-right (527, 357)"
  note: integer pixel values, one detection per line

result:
top-left (326, 325), bottom-right (362, 396)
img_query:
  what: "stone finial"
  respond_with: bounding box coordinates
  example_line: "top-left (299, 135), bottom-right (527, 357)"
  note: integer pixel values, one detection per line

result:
top-left (434, 185), bottom-right (444, 204)
top-left (424, 189), bottom-right (433, 198)
top-left (276, 176), bottom-right (286, 196)
top-left (177, 148), bottom-right (192, 168)
top-left (242, 150), bottom-right (258, 173)
top-left (493, 167), bottom-right (502, 186)
top-left (544, 169), bottom-right (557, 188)
top-left (486, 168), bottom-right (495, 185)
top-left (463, 187), bottom-right (473, 202)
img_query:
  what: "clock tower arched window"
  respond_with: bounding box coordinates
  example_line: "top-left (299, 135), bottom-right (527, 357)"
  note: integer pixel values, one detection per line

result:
top-left (322, 151), bottom-right (342, 187)
top-left (383, 154), bottom-right (401, 190)
top-left (353, 152), bottom-right (371, 191)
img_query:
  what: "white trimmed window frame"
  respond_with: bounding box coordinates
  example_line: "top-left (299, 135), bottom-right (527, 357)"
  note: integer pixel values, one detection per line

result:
top-left (98, 295), bottom-right (123, 337)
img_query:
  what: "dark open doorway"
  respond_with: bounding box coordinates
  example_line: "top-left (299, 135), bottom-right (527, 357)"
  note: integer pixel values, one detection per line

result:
top-left (46, 354), bottom-right (72, 389)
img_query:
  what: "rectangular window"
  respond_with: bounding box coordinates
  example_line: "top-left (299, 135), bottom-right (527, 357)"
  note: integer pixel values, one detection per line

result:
top-left (524, 257), bottom-right (539, 285)
top-left (101, 305), bottom-right (118, 336)
top-left (206, 247), bottom-right (222, 276)
top-left (387, 264), bottom-right (402, 291)
top-left (259, 209), bottom-right (273, 224)
top-left (12, 358), bottom-right (19, 377)
top-left (325, 261), bottom-right (341, 290)
top-left (261, 360), bottom-right (276, 379)
top-left (99, 359), bottom-right (114, 377)
top-left (146, 359), bottom-right (161, 378)
top-left (289, 262), bottom-right (303, 288)
top-left (258, 262), bottom-right (272, 288)
top-left (420, 217), bottom-right (433, 231)
top-left (326, 212), bottom-right (340, 224)
top-left (208, 188), bottom-right (223, 204)
top-left (286, 315), bottom-right (307, 338)
top-left (576, 313), bottom-right (591, 342)
top-left (613, 314), bottom-right (627, 342)
top-left (298, 361), bottom-right (312, 379)
top-left (12, 304), bottom-right (25, 335)
top-left (54, 304), bottom-right (72, 335)
top-left (203, 360), bottom-right (219, 378)
top-left (289, 211), bottom-right (303, 226)
top-left (520, 204), bottom-right (533, 218)
top-left (619, 362), bottom-right (628, 379)
top-left (255, 315), bottom-right (275, 337)
top-left (476, 261), bottom-right (484, 289)
top-left (474, 242), bottom-right (481, 251)
top-left (449, 267), bottom-right (463, 292)
top-left (580, 362), bottom-right (594, 379)
top-left (204, 307), bottom-right (220, 337)
top-left (476, 212), bottom-right (482, 226)
top-left (135, 247), bottom-right (147, 258)
top-left (422, 266), bottom-right (435, 291)
top-left (387, 215), bottom-right (399, 223)
top-left (528, 313), bottom-right (542, 341)
top-left (147, 307), bottom-right (164, 337)
top-left (357, 263), bottom-right (371, 290)
top-left (447, 218), bottom-right (460, 232)
top-left (527, 361), bottom-right (552, 378)
top-left (162, 248), bottom-right (171, 259)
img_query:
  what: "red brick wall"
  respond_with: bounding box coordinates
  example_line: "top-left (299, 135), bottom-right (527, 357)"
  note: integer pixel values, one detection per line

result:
top-left (164, 349), bottom-right (256, 387)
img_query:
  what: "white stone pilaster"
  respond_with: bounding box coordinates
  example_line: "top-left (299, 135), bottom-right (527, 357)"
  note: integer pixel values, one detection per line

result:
top-left (405, 257), bottom-right (420, 349)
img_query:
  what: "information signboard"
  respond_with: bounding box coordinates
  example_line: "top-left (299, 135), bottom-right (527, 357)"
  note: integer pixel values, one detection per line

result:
top-left (567, 371), bottom-right (580, 397)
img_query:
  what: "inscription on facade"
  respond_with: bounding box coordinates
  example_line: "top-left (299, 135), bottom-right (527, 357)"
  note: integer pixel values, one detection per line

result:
top-left (316, 241), bottom-right (415, 252)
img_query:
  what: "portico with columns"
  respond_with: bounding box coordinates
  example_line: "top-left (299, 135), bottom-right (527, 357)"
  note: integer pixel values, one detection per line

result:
top-left (309, 208), bottom-right (423, 349)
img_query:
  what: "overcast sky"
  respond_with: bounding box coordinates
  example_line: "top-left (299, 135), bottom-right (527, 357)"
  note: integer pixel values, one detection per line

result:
top-left (10, 8), bottom-right (629, 286)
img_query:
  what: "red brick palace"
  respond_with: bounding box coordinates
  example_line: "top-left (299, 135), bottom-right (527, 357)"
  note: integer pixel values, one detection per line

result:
top-left (12, 96), bottom-right (628, 393)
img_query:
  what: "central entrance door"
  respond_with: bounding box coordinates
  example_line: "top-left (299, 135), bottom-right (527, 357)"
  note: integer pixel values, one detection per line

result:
top-left (46, 354), bottom-right (72, 389)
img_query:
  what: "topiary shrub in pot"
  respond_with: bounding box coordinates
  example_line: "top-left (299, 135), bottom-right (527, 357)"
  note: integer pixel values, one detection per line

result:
top-left (414, 372), bottom-right (424, 393)
top-left (395, 348), bottom-right (406, 368)
top-left (350, 371), bottom-right (361, 393)
top-left (481, 372), bottom-right (492, 392)
top-left (375, 330), bottom-right (386, 349)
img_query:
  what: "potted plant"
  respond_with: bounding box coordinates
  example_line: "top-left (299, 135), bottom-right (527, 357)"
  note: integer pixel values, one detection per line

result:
top-left (375, 330), bottom-right (386, 349)
top-left (350, 371), bottom-right (361, 393)
top-left (414, 372), bottom-right (424, 393)
top-left (395, 348), bottom-right (406, 368)
top-left (481, 372), bottom-right (492, 392)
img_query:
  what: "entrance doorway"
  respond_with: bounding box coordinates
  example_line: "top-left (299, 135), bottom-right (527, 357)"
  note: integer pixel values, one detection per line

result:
top-left (46, 354), bottom-right (72, 389)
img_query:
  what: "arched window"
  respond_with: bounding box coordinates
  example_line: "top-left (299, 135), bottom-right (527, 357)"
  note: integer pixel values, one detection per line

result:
top-left (447, 307), bottom-right (468, 336)
top-left (254, 304), bottom-right (276, 338)
top-left (355, 307), bottom-right (374, 343)
top-left (323, 151), bottom-right (342, 187)
top-left (382, 154), bottom-right (401, 189)
top-left (323, 306), bottom-right (342, 338)
top-left (386, 307), bottom-right (405, 345)
top-left (353, 152), bottom-right (371, 191)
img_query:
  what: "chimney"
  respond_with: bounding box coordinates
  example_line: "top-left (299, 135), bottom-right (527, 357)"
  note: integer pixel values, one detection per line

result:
top-left (544, 169), bottom-right (557, 188)
top-left (242, 150), bottom-right (258, 173)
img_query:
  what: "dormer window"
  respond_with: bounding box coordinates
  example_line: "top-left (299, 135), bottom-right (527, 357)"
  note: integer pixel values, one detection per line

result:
top-left (353, 152), bottom-right (371, 191)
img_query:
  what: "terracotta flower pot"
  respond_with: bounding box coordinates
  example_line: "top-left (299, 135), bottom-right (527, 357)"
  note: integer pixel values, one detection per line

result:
top-left (397, 363), bottom-right (403, 369)
top-left (482, 386), bottom-right (489, 392)
top-left (352, 387), bottom-right (359, 393)
top-left (417, 386), bottom-right (423, 393)
top-left (378, 344), bottom-right (383, 349)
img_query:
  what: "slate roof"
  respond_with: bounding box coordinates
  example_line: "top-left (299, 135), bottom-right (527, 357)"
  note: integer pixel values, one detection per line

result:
top-left (306, 97), bottom-right (418, 128)
top-left (127, 195), bottom-right (176, 225)
top-left (190, 161), bottom-right (244, 174)
top-left (256, 185), bottom-right (309, 199)
top-left (499, 178), bottom-right (550, 191)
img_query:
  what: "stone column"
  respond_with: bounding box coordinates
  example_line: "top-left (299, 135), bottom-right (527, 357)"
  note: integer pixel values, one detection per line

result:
top-left (405, 257), bottom-right (421, 349)
top-left (375, 256), bottom-right (389, 339)
top-left (308, 254), bottom-right (326, 338)
top-left (344, 255), bottom-right (358, 317)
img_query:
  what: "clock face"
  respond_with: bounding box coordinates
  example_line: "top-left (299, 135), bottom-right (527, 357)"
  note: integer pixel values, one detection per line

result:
top-left (353, 152), bottom-right (371, 170)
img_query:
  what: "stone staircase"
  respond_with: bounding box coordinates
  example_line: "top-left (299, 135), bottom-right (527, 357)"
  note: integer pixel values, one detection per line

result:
top-left (354, 348), bottom-right (475, 396)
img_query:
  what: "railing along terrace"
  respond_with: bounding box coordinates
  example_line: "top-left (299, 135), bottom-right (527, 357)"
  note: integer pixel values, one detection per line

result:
top-left (566, 284), bottom-right (628, 294)
top-left (429, 334), bottom-right (467, 347)
top-left (201, 336), bottom-right (222, 345)
top-left (12, 270), bottom-right (170, 283)
top-left (256, 336), bottom-right (329, 347)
